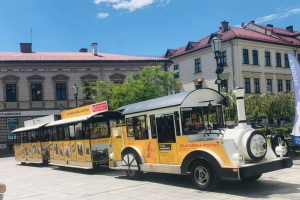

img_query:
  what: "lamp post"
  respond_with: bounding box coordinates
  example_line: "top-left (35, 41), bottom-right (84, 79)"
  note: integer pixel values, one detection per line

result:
top-left (211, 36), bottom-right (223, 93)
top-left (73, 84), bottom-right (79, 107)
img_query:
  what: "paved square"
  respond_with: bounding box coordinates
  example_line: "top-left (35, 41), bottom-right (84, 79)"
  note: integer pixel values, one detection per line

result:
top-left (0, 156), bottom-right (299, 200)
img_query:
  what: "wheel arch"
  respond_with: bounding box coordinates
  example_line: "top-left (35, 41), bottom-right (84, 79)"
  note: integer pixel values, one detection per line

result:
top-left (122, 146), bottom-right (145, 164)
top-left (181, 150), bottom-right (223, 177)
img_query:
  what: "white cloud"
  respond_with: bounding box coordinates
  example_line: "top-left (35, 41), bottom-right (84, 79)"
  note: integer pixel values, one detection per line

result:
top-left (255, 7), bottom-right (300, 23)
top-left (93, 0), bottom-right (171, 12)
top-left (97, 12), bottom-right (110, 18)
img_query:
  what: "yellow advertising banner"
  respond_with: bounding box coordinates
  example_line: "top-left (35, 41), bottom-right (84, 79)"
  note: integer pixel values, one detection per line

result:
top-left (91, 138), bottom-right (109, 162)
top-left (41, 142), bottom-right (49, 160)
top-left (27, 144), bottom-right (32, 158)
top-left (84, 140), bottom-right (92, 162)
top-left (76, 140), bottom-right (85, 162)
top-left (14, 144), bottom-right (20, 158)
top-left (158, 143), bottom-right (178, 164)
top-left (61, 105), bottom-right (91, 119)
top-left (59, 141), bottom-right (64, 160)
top-left (53, 142), bottom-right (60, 160)
top-left (48, 142), bottom-right (54, 159)
top-left (70, 141), bottom-right (77, 161)
top-left (175, 136), bottom-right (232, 166)
top-left (37, 143), bottom-right (42, 158)
top-left (21, 144), bottom-right (25, 158)
top-left (32, 143), bottom-right (38, 159)
top-left (64, 141), bottom-right (71, 161)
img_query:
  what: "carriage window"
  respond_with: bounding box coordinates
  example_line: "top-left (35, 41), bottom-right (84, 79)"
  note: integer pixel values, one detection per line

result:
top-left (57, 126), bottom-right (64, 141)
top-left (157, 115), bottom-right (176, 143)
top-left (75, 122), bottom-right (83, 139)
top-left (174, 111), bottom-right (181, 136)
top-left (126, 116), bottom-right (148, 140)
top-left (150, 115), bottom-right (157, 139)
top-left (89, 121), bottom-right (109, 139)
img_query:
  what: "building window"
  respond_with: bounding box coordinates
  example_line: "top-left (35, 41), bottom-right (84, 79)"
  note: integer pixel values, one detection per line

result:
top-left (267, 79), bottom-right (272, 92)
top-left (265, 51), bottom-right (271, 66)
top-left (276, 53), bottom-right (281, 67)
top-left (278, 79), bottom-right (283, 92)
top-left (174, 72), bottom-right (180, 78)
top-left (221, 79), bottom-right (228, 93)
top-left (56, 83), bottom-right (66, 100)
top-left (286, 80), bottom-right (291, 91)
top-left (253, 50), bottom-right (258, 65)
top-left (195, 58), bottom-right (201, 73)
top-left (84, 82), bottom-right (92, 100)
top-left (174, 64), bottom-right (179, 70)
top-left (254, 78), bottom-right (260, 93)
top-left (243, 49), bottom-right (249, 64)
top-left (245, 78), bottom-right (251, 93)
top-left (6, 84), bottom-right (17, 102)
top-left (220, 51), bottom-right (227, 66)
top-left (31, 84), bottom-right (42, 101)
top-left (284, 54), bottom-right (290, 68)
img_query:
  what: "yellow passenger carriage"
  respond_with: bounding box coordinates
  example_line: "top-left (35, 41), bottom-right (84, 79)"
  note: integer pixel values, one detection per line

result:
top-left (12, 115), bottom-right (57, 164)
top-left (45, 101), bottom-right (124, 169)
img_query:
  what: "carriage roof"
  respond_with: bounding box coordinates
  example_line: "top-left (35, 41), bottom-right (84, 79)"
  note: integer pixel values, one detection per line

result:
top-left (116, 88), bottom-right (223, 115)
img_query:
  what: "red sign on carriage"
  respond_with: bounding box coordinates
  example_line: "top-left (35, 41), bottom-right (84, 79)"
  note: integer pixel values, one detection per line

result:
top-left (92, 101), bottom-right (108, 113)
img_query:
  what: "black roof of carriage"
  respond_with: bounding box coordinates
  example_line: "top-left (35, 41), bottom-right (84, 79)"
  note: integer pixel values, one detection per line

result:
top-left (116, 88), bottom-right (221, 115)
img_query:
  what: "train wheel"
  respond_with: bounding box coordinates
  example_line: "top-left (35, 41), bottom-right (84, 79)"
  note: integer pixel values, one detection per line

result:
top-left (190, 161), bottom-right (219, 191)
top-left (122, 153), bottom-right (143, 180)
top-left (241, 174), bottom-right (262, 182)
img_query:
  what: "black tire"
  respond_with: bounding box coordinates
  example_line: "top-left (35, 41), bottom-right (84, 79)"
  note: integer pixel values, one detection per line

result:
top-left (190, 161), bottom-right (219, 191)
top-left (241, 174), bottom-right (262, 182)
top-left (122, 152), bottom-right (143, 180)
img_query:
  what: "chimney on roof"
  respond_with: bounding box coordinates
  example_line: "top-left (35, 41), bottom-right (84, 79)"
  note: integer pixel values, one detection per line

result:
top-left (79, 48), bottom-right (88, 52)
top-left (286, 25), bottom-right (293, 32)
top-left (91, 43), bottom-right (98, 55)
top-left (267, 24), bottom-right (273, 27)
top-left (251, 20), bottom-right (255, 24)
top-left (20, 43), bottom-right (32, 53)
top-left (221, 20), bottom-right (229, 32)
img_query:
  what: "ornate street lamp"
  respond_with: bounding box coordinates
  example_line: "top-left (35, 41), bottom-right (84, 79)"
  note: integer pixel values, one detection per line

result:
top-left (211, 36), bottom-right (223, 92)
top-left (73, 84), bottom-right (79, 107)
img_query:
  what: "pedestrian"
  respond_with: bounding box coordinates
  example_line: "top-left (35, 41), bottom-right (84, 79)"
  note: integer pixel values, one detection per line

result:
top-left (0, 182), bottom-right (6, 200)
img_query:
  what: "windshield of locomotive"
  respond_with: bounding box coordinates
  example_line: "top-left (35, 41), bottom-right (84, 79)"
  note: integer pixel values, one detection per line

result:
top-left (181, 105), bottom-right (224, 135)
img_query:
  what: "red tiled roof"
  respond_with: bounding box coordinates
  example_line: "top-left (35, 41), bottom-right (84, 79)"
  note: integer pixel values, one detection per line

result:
top-left (166, 21), bottom-right (300, 58)
top-left (254, 24), bottom-right (300, 36)
top-left (0, 52), bottom-right (169, 62)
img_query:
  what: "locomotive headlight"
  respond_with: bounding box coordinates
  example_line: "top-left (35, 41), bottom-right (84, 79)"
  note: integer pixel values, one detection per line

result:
top-left (232, 153), bottom-right (245, 166)
top-left (275, 146), bottom-right (287, 159)
top-left (109, 152), bottom-right (114, 160)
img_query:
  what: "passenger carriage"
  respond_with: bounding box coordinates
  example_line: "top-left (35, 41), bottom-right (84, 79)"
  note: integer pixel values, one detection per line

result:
top-left (12, 115), bottom-right (57, 164)
top-left (45, 101), bottom-right (124, 169)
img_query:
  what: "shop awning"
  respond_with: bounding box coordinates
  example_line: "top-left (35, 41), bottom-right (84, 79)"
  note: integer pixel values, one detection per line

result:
top-left (12, 123), bottom-right (49, 133)
top-left (45, 112), bottom-right (100, 127)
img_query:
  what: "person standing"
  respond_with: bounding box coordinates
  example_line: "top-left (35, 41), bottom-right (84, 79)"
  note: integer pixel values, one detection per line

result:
top-left (0, 183), bottom-right (6, 200)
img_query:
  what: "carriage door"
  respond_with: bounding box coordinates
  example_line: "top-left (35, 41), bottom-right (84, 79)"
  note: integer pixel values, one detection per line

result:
top-left (156, 114), bottom-right (179, 164)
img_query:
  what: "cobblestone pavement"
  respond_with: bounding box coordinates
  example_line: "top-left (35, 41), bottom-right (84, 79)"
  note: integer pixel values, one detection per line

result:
top-left (0, 156), bottom-right (300, 200)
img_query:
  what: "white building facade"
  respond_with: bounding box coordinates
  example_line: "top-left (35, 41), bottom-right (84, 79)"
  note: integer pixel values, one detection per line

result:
top-left (165, 21), bottom-right (300, 93)
top-left (0, 43), bottom-right (171, 152)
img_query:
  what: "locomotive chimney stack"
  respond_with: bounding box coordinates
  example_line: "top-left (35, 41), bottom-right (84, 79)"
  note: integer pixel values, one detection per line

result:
top-left (234, 87), bottom-right (247, 126)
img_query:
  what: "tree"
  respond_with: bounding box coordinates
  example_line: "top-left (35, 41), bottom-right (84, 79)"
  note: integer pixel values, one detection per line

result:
top-left (87, 66), bottom-right (181, 110)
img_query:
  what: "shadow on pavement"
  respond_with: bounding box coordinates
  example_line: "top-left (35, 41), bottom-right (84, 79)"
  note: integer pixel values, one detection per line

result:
top-left (50, 165), bottom-right (125, 177)
top-left (115, 172), bottom-right (300, 198)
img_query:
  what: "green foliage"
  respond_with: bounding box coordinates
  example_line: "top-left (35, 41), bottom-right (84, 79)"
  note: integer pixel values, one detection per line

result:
top-left (85, 66), bottom-right (181, 110)
top-left (222, 90), bottom-right (295, 123)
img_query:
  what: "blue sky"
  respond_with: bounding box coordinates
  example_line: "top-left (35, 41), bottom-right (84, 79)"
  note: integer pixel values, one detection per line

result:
top-left (0, 0), bottom-right (299, 56)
